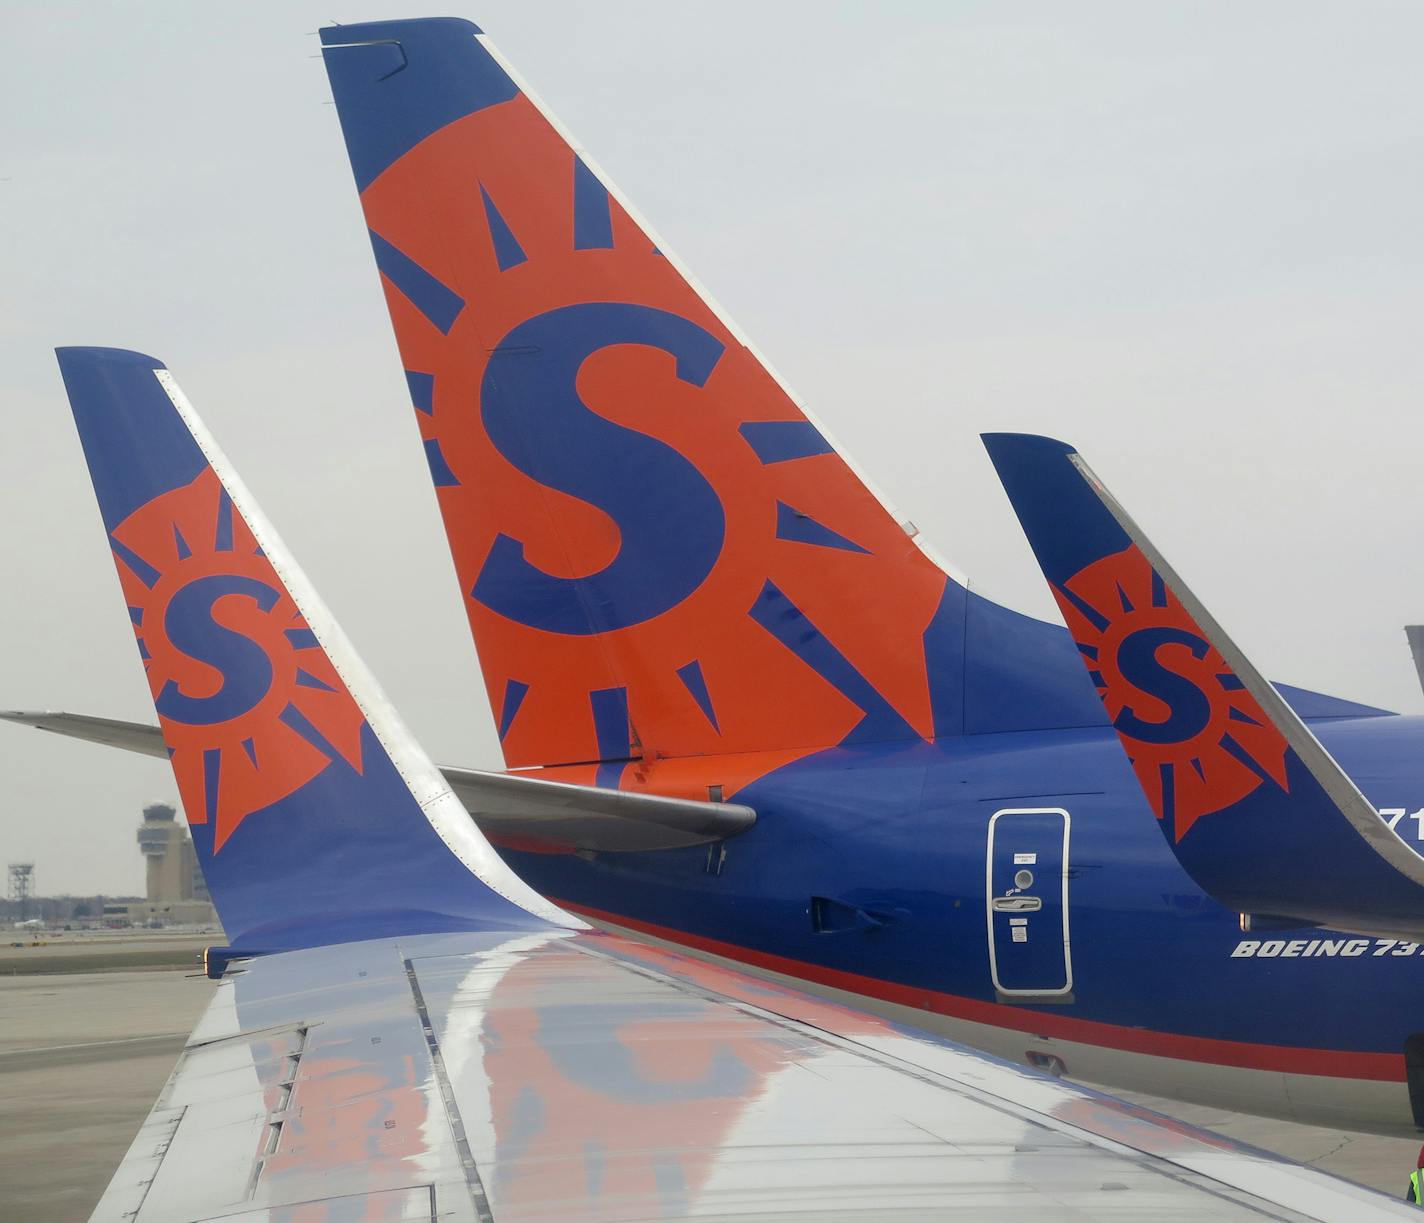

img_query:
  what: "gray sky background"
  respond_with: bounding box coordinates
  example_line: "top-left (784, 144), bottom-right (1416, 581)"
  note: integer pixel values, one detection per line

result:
top-left (3, 2), bottom-right (1422, 895)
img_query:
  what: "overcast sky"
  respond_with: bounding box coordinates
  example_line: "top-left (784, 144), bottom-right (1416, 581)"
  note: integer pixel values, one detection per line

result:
top-left (3, 2), bottom-right (1423, 895)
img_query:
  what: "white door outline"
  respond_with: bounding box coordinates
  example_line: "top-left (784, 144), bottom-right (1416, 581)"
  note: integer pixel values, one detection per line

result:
top-left (986, 807), bottom-right (1073, 998)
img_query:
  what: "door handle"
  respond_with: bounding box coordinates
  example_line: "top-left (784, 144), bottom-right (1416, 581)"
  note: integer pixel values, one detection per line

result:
top-left (992, 896), bottom-right (1042, 913)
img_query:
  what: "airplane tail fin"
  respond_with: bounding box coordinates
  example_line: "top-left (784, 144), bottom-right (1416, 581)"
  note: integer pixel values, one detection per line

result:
top-left (983, 431), bottom-right (1424, 934)
top-left (54, 347), bottom-right (574, 947)
top-left (318, 19), bottom-right (1107, 773)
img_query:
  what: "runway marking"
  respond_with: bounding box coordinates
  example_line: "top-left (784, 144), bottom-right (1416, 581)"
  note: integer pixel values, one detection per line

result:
top-left (0, 1032), bottom-right (188, 1058)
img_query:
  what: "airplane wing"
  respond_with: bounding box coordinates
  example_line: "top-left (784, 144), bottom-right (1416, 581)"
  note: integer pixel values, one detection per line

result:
top-left (0, 710), bottom-right (753, 853)
top-left (30, 351), bottom-right (1419, 1219)
top-left (97, 927), bottom-right (1418, 1222)
top-left (984, 432), bottom-right (1424, 937)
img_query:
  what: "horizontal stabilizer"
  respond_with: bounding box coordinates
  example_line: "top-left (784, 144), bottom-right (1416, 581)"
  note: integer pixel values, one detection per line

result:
top-left (984, 432), bottom-right (1424, 936)
top-left (50, 347), bottom-right (574, 947)
top-left (0, 709), bottom-right (754, 853)
top-left (440, 765), bottom-right (754, 851)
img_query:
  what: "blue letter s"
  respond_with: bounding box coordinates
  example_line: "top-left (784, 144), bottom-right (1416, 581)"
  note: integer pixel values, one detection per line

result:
top-left (473, 303), bottom-right (727, 635)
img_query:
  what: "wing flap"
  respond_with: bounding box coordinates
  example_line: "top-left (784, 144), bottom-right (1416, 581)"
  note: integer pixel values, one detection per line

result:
top-left (99, 937), bottom-right (485, 1223)
top-left (89, 1107), bottom-right (184, 1223)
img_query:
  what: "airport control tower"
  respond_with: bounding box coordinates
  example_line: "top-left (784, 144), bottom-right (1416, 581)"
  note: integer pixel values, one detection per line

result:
top-left (7, 863), bottom-right (35, 921)
top-left (136, 803), bottom-right (202, 903)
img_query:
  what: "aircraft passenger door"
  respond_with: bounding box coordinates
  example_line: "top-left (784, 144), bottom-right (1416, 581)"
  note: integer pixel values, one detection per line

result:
top-left (986, 807), bottom-right (1072, 1001)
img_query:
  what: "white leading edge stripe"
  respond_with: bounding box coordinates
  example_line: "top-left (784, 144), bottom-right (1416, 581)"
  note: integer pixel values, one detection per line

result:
top-left (152, 368), bottom-right (583, 930)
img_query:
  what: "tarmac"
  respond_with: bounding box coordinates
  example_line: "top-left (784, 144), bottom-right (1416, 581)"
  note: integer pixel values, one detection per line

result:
top-left (0, 932), bottom-right (1418, 1221)
top-left (0, 928), bottom-right (215, 975)
top-left (0, 960), bottom-right (212, 1221)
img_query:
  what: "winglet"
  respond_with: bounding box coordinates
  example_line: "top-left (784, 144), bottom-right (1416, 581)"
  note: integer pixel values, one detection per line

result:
top-left (983, 432), bottom-right (1424, 933)
top-left (54, 347), bottom-right (579, 948)
top-left (1406, 626), bottom-right (1424, 698)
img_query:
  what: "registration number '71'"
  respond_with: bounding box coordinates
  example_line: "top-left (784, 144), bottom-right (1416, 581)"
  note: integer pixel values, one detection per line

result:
top-left (1379, 808), bottom-right (1424, 839)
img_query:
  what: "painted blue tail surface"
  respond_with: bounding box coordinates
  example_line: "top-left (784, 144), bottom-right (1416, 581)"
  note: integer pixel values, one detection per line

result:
top-left (983, 432), bottom-right (1424, 933)
top-left (55, 347), bottom-right (565, 949)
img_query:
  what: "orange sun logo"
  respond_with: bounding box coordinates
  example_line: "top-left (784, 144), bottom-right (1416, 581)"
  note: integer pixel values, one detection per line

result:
top-left (355, 89), bottom-right (950, 775)
top-left (109, 469), bottom-right (365, 851)
top-left (1052, 546), bottom-right (1289, 841)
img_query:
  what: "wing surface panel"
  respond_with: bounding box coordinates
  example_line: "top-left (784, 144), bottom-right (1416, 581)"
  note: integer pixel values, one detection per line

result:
top-left (98, 929), bottom-right (1415, 1221)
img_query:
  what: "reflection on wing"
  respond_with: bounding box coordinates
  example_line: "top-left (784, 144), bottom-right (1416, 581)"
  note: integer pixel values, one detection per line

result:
top-left (435, 937), bottom-right (793, 1215)
top-left (97, 929), bottom-right (1415, 1222)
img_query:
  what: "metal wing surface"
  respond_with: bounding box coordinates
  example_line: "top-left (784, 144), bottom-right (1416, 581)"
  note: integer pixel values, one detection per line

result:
top-left (97, 928), bottom-right (1413, 1222)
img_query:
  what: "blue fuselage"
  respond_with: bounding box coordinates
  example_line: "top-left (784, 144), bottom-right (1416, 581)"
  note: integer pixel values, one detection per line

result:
top-left (500, 712), bottom-right (1424, 1136)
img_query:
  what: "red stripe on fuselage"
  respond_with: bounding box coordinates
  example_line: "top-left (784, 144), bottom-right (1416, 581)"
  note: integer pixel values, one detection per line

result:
top-left (558, 898), bottom-right (1403, 1083)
